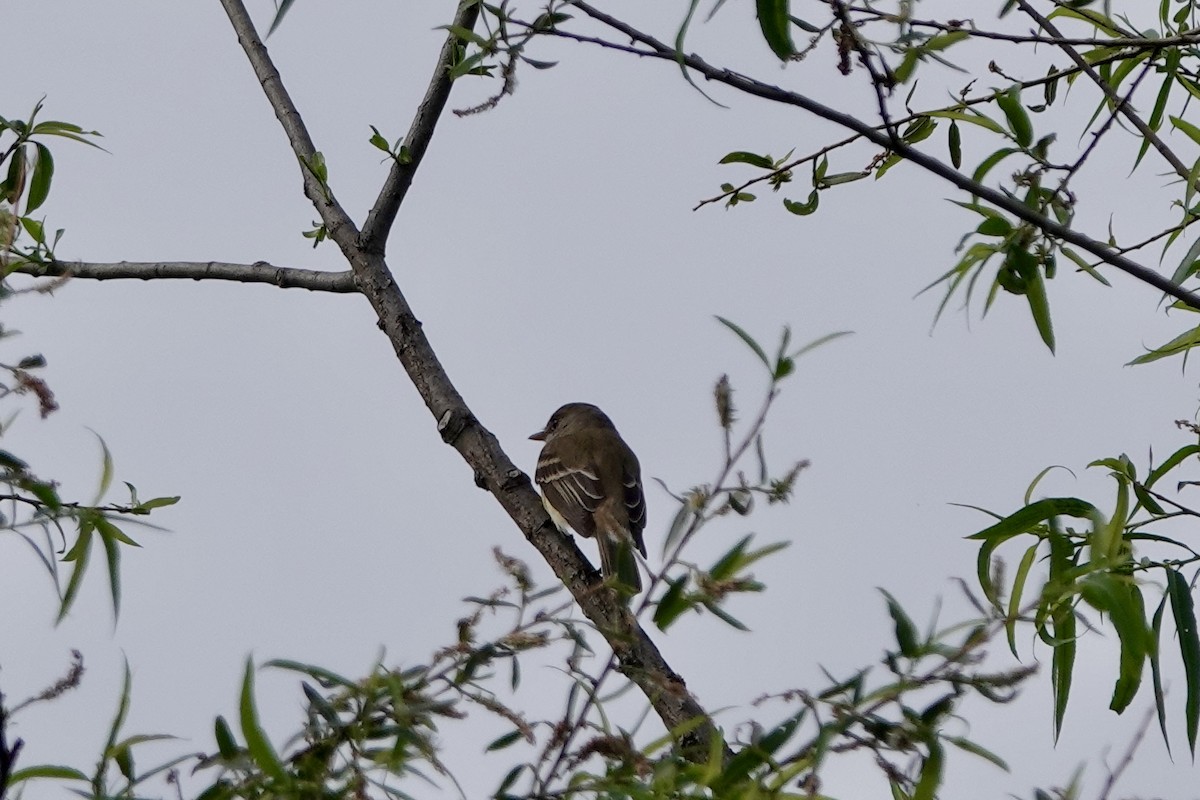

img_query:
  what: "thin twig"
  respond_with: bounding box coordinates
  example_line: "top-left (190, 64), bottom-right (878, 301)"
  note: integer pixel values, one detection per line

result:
top-left (569, 0), bottom-right (1200, 309)
top-left (1015, 0), bottom-right (1194, 191)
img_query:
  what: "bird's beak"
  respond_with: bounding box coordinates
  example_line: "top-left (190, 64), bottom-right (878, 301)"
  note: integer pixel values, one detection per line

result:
top-left (529, 429), bottom-right (547, 441)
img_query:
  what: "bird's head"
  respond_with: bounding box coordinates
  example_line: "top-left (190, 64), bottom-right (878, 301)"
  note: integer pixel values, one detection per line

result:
top-left (530, 402), bottom-right (614, 442)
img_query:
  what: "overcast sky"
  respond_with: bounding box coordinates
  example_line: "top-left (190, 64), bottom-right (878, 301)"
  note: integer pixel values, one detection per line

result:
top-left (4, 2), bottom-right (1199, 798)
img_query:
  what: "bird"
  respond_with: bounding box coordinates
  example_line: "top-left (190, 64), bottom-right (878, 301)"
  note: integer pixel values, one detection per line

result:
top-left (530, 403), bottom-right (647, 593)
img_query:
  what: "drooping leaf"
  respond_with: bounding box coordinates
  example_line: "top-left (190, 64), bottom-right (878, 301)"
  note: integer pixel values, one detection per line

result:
top-left (1167, 568), bottom-right (1200, 755)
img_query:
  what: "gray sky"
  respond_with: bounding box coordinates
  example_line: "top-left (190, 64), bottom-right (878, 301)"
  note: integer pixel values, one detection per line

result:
top-left (3, 1), bottom-right (1198, 798)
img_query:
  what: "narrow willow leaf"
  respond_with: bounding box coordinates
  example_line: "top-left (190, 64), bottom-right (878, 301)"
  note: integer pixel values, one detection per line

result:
top-left (26, 143), bottom-right (53, 213)
top-left (1146, 444), bottom-right (1200, 489)
top-left (1170, 114), bottom-right (1200, 148)
top-left (1047, 528), bottom-right (1076, 741)
top-left (654, 575), bottom-right (690, 631)
top-left (8, 765), bottom-right (89, 785)
top-left (715, 316), bottom-right (771, 368)
top-left (912, 740), bottom-right (944, 800)
top-left (1080, 574), bottom-right (1150, 713)
top-left (943, 735), bottom-right (1009, 771)
top-left (239, 658), bottom-right (287, 782)
top-left (1022, 254), bottom-right (1056, 352)
top-left (967, 497), bottom-right (1099, 541)
top-left (1006, 542), bottom-right (1040, 658)
top-left (57, 520), bottom-right (94, 624)
top-left (719, 151), bottom-right (774, 168)
top-left (266, 0), bottom-right (296, 37)
top-left (214, 716), bottom-right (239, 759)
top-left (926, 108), bottom-right (1006, 135)
top-left (1151, 594), bottom-right (1172, 756)
top-left (996, 86), bottom-right (1033, 147)
top-left (1167, 568), bottom-right (1200, 755)
top-left (881, 589), bottom-right (920, 657)
top-left (755, 0), bottom-right (794, 60)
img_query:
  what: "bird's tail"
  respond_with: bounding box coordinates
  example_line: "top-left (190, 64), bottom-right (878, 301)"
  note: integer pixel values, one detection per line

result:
top-left (596, 520), bottom-right (642, 595)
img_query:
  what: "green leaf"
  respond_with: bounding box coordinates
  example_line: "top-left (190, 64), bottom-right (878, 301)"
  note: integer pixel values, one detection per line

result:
top-left (1047, 527), bottom-right (1076, 741)
top-left (1046, 6), bottom-right (1125, 36)
top-left (1006, 542), bottom-right (1039, 658)
top-left (1169, 234), bottom-right (1200, 287)
top-left (967, 497), bottom-right (1099, 541)
top-left (57, 519), bottom-right (94, 624)
top-left (1170, 114), bottom-right (1200, 148)
top-left (139, 495), bottom-right (181, 510)
top-left (486, 730), bottom-right (525, 752)
top-left (710, 534), bottom-right (752, 580)
top-left (943, 735), bottom-right (1009, 771)
top-left (924, 30), bottom-right (969, 52)
top-left (1167, 568), bottom-right (1200, 755)
top-left (0, 449), bottom-right (30, 470)
top-left (926, 109), bottom-right (1006, 135)
top-left (96, 517), bottom-right (124, 619)
top-left (971, 147), bottom-right (1020, 186)
top-left (368, 125), bottom-right (390, 153)
top-left (881, 589), bottom-right (920, 657)
top-left (25, 143), bottom-right (53, 213)
top-left (1151, 593), bottom-right (1171, 755)
top-left (719, 151), bottom-right (775, 169)
top-left (789, 330), bottom-right (853, 359)
top-left (948, 121), bottom-right (962, 169)
top-left (783, 190), bottom-right (819, 215)
top-left (1022, 251), bottom-right (1055, 352)
top-left (266, 0), bottom-right (296, 37)
top-left (912, 740), bottom-right (944, 800)
top-left (755, 0), bottom-right (794, 60)
top-left (701, 599), bottom-right (749, 631)
top-left (214, 716), bottom-right (239, 759)
top-left (653, 575), bottom-right (691, 631)
top-left (99, 661), bottom-right (133, 785)
top-left (1146, 444), bottom-right (1200, 489)
top-left (92, 431), bottom-right (114, 505)
top-left (239, 658), bottom-right (287, 782)
top-left (8, 765), bottom-right (89, 785)
top-left (1079, 574), bottom-right (1150, 713)
top-left (996, 86), bottom-right (1033, 147)
top-left (715, 316), bottom-right (771, 368)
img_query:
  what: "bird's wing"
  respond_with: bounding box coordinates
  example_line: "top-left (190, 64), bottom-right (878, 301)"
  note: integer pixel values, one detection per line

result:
top-left (535, 448), bottom-right (602, 538)
top-left (622, 462), bottom-right (648, 557)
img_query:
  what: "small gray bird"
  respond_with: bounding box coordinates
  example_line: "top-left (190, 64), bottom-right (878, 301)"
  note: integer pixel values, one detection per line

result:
top-left (530, 403), bottom-right (647, 593)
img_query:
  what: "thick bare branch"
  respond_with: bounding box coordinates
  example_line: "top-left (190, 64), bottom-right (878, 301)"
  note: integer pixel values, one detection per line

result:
top-left (360, 1), bottom-right (480, 254)
top-left (12, 261), bottom-right (357, 292)
top-left (218, 0), bottom-right (360, 244)
top-left (218, 0), bottom-right (725, 758)
top-left (570, 1), bottom-right (1200, 310)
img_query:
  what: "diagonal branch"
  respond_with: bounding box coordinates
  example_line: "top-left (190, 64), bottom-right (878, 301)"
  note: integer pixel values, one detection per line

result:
top-left (219, 0), bottom-right (725, 759)
top-left (11, 260), bottom-right (357, 292)
top-left (360, 1), bottom-right (480, 254)
top-left (1014, 0), bottom-right (1194, 190)
top-left (218, 0), bottom-right (360, 245)
top-left (569, 1), bottom-right (1200, 310)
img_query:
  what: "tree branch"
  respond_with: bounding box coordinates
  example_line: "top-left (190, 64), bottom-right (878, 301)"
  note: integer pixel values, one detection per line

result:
top-left (219, 0), bottom-right (726, 759)
top-left (1015, 0), bottom-right (1194, 190)
top-left (359, 1), bottom-right (480, 254)
top-left (12, 260), bottom-right (358, 292)
top-left (569, 1), bottom-right (1200, 310)
top-left (218, 0), bottom-right (360, 245)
